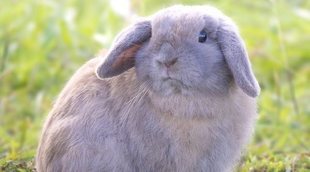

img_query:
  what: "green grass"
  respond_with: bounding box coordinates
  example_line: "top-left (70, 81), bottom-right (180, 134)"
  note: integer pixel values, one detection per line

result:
top-left (0, 0), bottom-right (309, 171)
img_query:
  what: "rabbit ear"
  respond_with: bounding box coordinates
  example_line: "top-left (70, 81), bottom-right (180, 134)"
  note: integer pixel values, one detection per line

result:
top-left (96, 21), bottom-right (152, 78)
top-left (217, 20), bottom-right (260, 97)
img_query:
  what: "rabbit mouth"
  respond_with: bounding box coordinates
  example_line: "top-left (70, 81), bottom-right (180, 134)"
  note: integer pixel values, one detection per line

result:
top-left (162, 77), bottom-right (182, 86)
top-left (162, 76), bottom-right (173, 82)
top-left (155, 77), bottom-right (188, 96)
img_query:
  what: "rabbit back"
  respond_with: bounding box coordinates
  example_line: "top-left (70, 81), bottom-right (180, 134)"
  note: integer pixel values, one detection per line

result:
top-left (36, 58), bottom-right (135, 171)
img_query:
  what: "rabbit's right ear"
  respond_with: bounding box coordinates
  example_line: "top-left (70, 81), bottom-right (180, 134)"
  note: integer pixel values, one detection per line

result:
top-left (96, 21), bottom-right (152, 78)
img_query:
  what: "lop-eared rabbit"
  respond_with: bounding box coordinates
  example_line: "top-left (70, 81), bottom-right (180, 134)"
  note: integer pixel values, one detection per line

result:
top-left (36, 5), bottom-right (260, 172)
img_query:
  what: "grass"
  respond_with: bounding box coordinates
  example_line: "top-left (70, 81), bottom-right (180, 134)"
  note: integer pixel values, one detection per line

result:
top-left (0, 0), bottom-right (309, 171)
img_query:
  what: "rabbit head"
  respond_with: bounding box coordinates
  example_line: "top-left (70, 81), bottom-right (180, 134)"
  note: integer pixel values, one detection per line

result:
top-left (96, 5), bottom-right (260, 98)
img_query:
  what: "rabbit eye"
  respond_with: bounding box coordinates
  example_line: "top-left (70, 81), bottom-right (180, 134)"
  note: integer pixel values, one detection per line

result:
top-left (198, 30), bottom-right (208, 43)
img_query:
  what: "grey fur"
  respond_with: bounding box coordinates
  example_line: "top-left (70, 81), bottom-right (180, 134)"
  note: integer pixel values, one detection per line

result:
top-left (36, 5), bottom-right (259, 172)
top-left (217, 17), bottom-right (260, 97)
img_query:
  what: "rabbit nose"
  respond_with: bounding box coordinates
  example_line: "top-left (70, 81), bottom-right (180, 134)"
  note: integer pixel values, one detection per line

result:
top-left (158, 58), bottom-right (178, 68)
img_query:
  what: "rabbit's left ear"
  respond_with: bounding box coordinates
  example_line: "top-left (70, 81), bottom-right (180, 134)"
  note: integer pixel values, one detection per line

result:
top-left (217, 19), bottom-right (260, 97)
top-left (96, 21), bottom-right (152, 78)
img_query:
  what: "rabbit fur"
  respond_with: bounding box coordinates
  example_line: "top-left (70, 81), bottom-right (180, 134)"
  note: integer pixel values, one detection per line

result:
top-left (36, 5), bottom-right (260, 172)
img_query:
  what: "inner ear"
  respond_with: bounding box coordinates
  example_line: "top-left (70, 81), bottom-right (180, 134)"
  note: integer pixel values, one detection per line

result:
top-left (111, 44), bottom-right (141, 70)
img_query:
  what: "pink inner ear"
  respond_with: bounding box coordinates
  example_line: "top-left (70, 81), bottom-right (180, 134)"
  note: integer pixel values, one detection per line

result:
top-left (112, 44), bottom-right (141, 69)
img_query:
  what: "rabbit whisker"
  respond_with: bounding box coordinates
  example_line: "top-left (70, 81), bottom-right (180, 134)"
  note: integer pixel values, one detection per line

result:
top-left (120, 83), bottom-right (149, 127)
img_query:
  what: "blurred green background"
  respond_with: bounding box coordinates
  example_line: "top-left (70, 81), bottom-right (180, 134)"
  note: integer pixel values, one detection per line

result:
top-left (0, 0), bottom-right (309, 171)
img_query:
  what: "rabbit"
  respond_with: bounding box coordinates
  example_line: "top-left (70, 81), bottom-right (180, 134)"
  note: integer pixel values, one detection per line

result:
top-left (36, 5), bottom-right (260, 172)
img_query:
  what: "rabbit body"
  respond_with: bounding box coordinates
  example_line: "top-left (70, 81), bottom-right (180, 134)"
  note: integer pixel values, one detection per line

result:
top-left (36, 5), bottom-right (259, 172)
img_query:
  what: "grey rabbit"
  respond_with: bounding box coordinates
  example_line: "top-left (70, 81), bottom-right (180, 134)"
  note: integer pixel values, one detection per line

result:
top-left (36, 5), bottom-right (260, 172)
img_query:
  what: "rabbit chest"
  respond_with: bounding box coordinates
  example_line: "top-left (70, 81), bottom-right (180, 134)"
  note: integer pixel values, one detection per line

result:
top-left (112, 90), bottom-right (251, 172)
